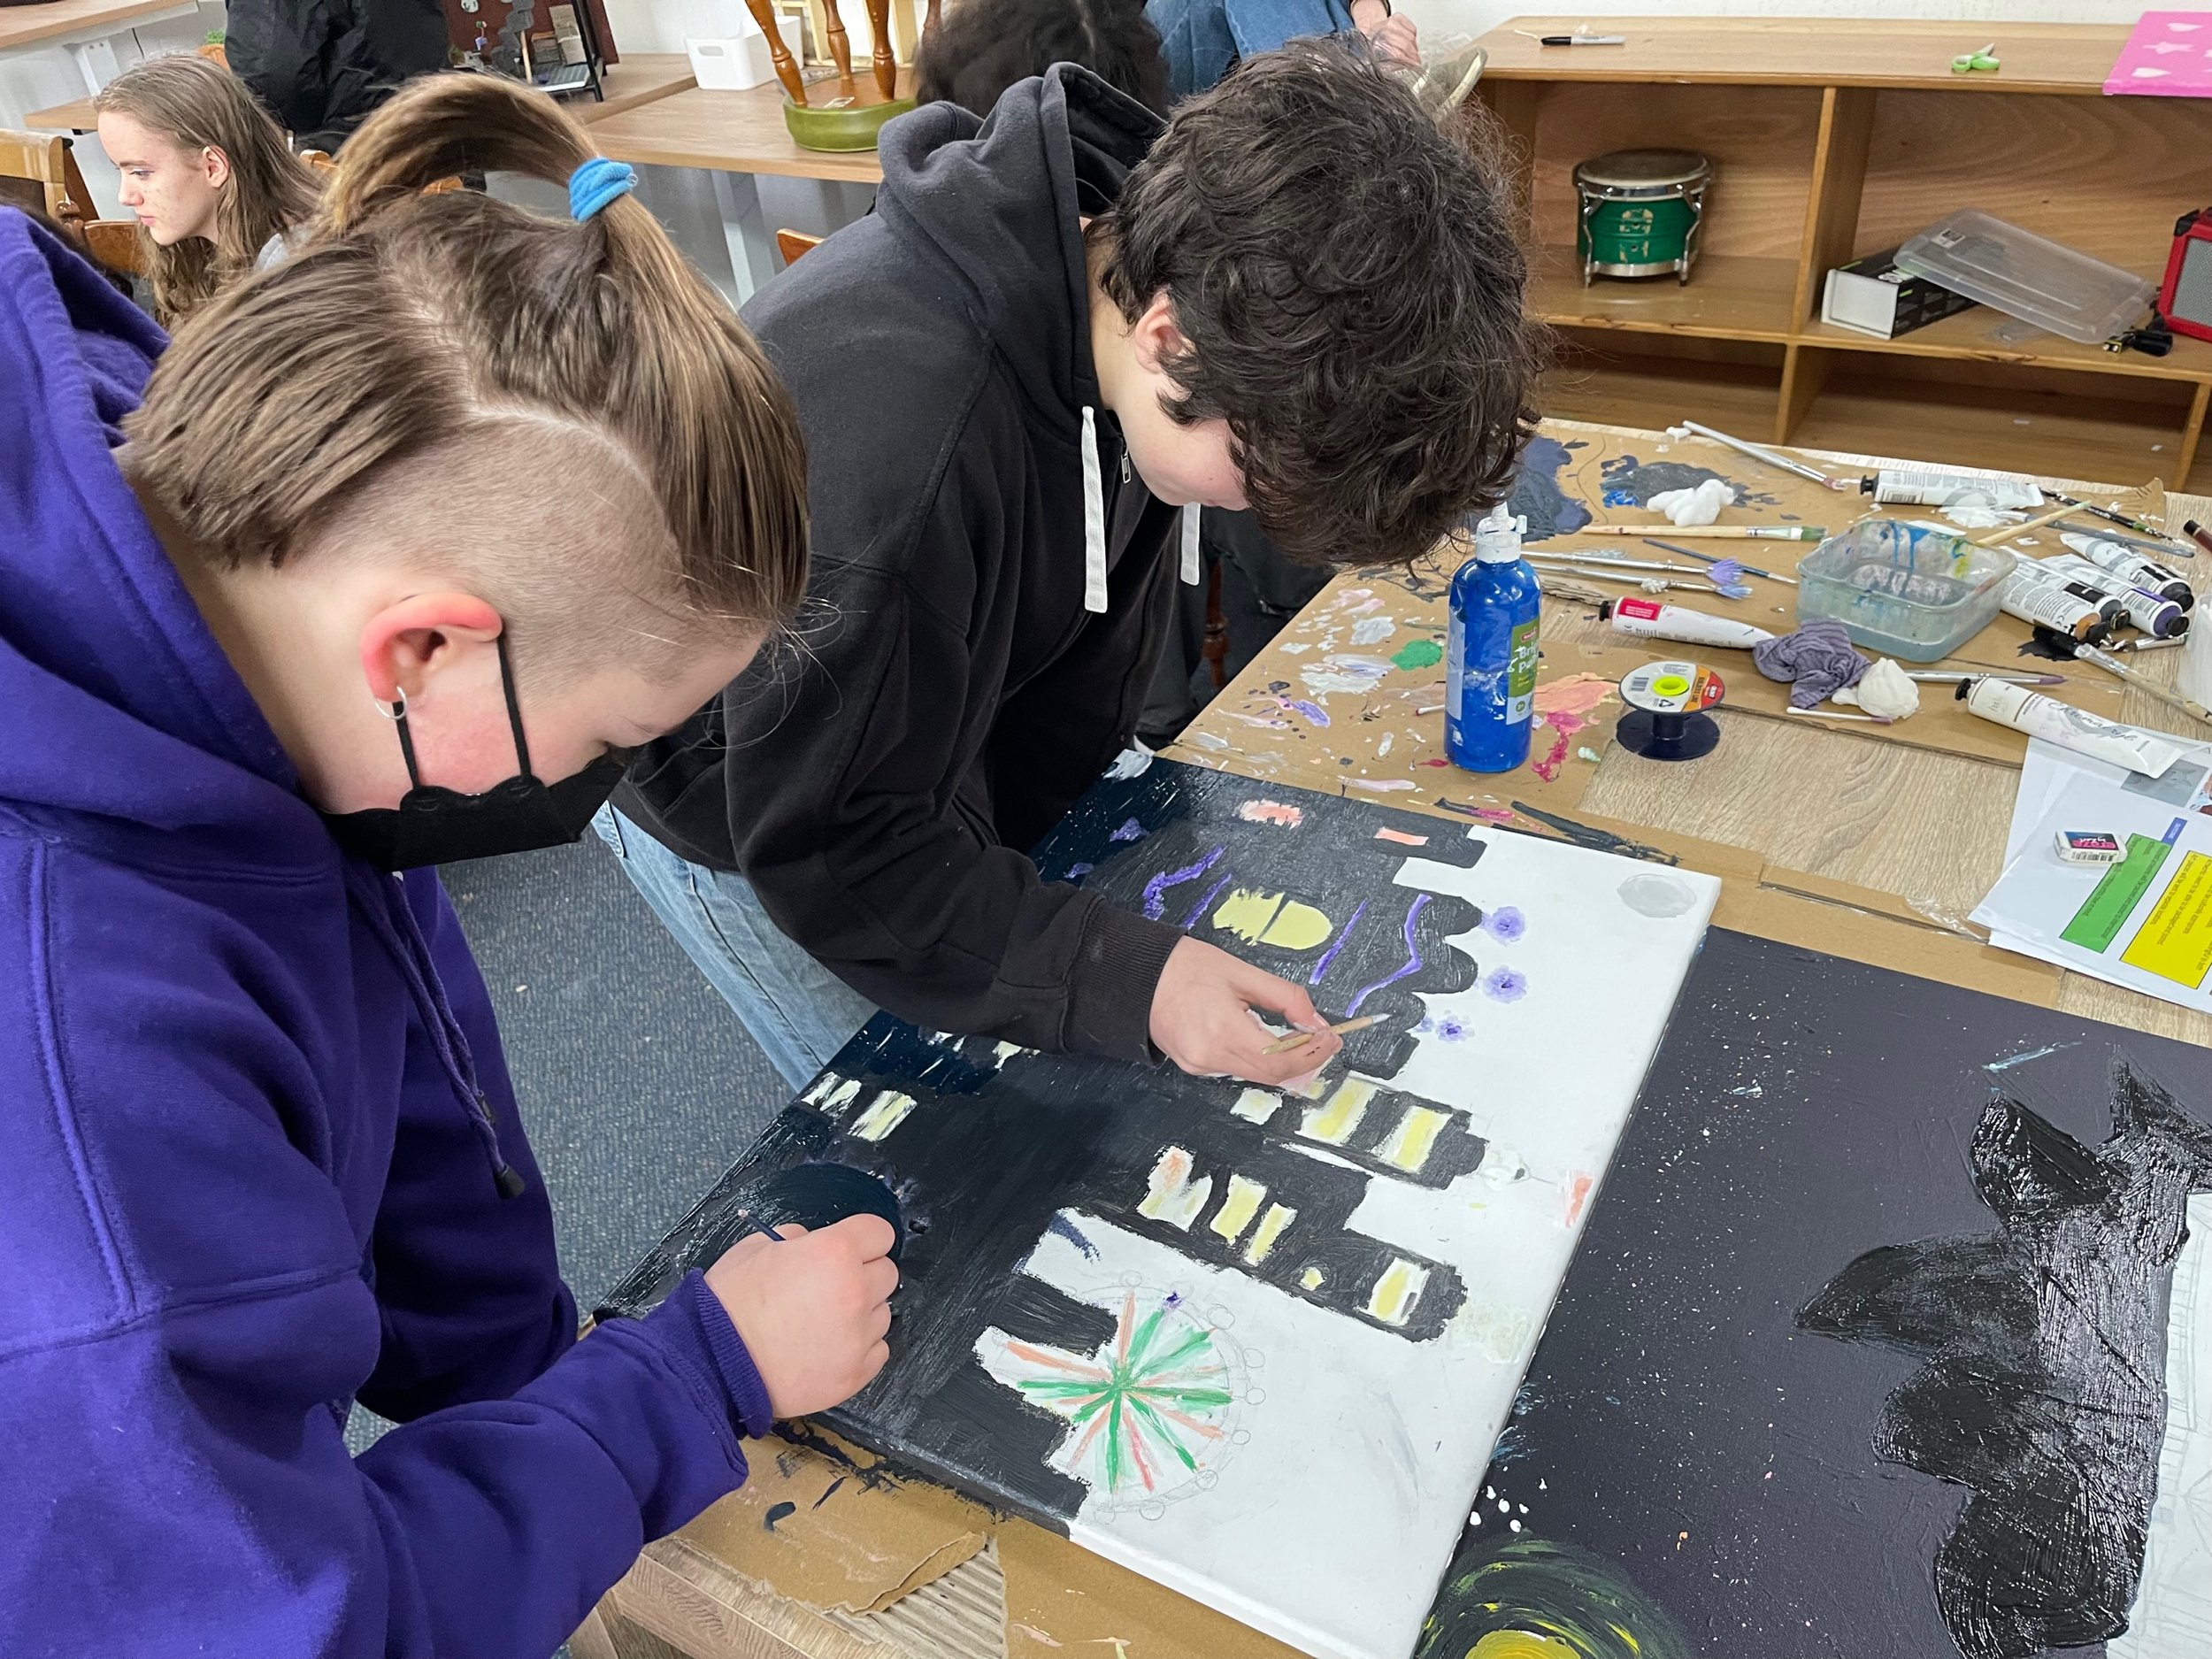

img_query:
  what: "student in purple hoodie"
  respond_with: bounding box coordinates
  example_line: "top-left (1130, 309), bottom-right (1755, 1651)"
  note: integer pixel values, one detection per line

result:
top-left (0, 72), bottom-right (896, 1659)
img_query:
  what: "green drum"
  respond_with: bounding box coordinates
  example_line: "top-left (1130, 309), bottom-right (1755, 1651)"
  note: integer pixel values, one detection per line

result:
top-left (1573, 149), bottom-right (1712, 285)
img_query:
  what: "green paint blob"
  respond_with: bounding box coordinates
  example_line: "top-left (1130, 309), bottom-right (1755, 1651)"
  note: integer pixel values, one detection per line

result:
top-left (1393, 638), bottom-right (1444, 671)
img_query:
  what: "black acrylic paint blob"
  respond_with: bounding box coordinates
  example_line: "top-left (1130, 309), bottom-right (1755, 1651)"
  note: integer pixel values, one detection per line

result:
top-left (740, 1164), bottom-right (904, 1261)
top-left (1799, 1064), bottom-right (2212, 1659)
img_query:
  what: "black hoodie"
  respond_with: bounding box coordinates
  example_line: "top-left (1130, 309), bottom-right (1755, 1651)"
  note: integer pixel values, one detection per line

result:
top-left (615, 68), bottom-right (1192, 1062)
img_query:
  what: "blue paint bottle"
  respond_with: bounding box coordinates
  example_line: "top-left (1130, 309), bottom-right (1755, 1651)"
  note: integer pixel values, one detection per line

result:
top-left (1446, 507), bottom-right (1541, 773)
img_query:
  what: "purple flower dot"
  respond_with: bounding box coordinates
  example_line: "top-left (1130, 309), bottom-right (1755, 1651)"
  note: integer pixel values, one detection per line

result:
top-left (1483, 906), bottom-right (1526, 943)
top-left (1482, 966), bottom-right (1528, 1003)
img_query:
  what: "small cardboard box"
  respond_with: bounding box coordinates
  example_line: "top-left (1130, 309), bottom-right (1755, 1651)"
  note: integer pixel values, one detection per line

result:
top-left (687, 14), bottom-right (802, 90)
top-left (1822, 247), bottom-right (1977, 339)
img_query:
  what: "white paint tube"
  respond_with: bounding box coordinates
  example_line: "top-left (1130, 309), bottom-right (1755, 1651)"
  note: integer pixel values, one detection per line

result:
top-left (2058, 532), bottom-right (2194, 611)
top-left (1863, 467), bottom-right (2042, 511)
top-left (2039, 555), bottom-right (2189, 639)
top-left (1601, 595), bottom-right (1778, 649)
top-left (1962, 679), bottom-right (2182, 778)
top-left (2001, 562), bottom-right (2117, 640)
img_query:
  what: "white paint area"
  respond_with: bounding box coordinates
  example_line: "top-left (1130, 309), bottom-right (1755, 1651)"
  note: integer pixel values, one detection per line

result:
top-left (2113, 1191), bottom-right (2212, 1659)
top-left (979, 830), bottom-right (1719, 1659)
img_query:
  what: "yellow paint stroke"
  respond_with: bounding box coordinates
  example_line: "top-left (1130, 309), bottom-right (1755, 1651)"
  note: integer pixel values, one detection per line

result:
top-left (1367, 1258), bottom-right (1430, 1326)
top-left (1301, 1078), bottom-right (1377, 1145)
top-left (1212, 888), bottom-right (1334, 950)
top-left (1471, 1633), bottom-right (1578, 1659)
top-left (1210, 1174), bottom-right (1268, 1244)
top-left (1293, 1068), bottom-right (1334, 1101)
top-left (1376, 1105), bottom-right (1450, 1173)
top-left (1245, 1203), bottom-right (1296, 1264)
top-left (1136, 1147), bottom-right (1212, 1230)
top-left (1300, 1265), bottom-right (1326, 1291)
top-left (1533, 671), bottom-right (1616, 720)
top-left (1231, 1087), bottom-right (1282, 1125)
top-left (849, 1089), bottom-right (917, 1141)
top-left (2121, 850), bottom-right (2212, 988)
top-left (822, 1078), bottom-right (862, 1113)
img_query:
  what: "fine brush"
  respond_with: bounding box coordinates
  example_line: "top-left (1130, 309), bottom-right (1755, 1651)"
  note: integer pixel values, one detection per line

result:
top-left (1262, 1014), bottom-right (1384, 1056)
top-left (1644, 538), bottom-right (1800, 586)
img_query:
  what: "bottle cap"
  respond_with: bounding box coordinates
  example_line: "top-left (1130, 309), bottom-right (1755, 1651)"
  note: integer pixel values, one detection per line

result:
top-left (1474, 505), bottom-right (1525, 564)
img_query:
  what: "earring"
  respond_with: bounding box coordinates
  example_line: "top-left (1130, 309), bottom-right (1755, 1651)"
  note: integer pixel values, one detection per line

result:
top-left (373, 692), bottom-right (408, 721)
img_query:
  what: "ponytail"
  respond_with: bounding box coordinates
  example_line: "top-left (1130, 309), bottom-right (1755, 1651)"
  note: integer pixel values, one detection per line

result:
top-left (125, 73), bottom-right (810, 665)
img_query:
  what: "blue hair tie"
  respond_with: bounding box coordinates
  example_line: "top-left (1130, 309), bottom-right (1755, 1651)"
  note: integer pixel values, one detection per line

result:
top-left (568, 157), bottom-right (636, 222)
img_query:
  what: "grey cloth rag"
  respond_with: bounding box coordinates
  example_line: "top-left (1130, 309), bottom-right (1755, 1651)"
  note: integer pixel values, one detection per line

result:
top-left (1752, 618), bottom-right (1870, 709)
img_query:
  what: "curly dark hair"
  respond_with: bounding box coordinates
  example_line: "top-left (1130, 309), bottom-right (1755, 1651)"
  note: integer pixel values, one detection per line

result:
top-left (915, 0), bottom-right (1170, 118)
top-left (1091, 37), bottom-right (1540, 566)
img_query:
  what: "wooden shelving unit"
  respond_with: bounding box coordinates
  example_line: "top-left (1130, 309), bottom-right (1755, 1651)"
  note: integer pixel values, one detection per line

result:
top-left (1479, 17), bottom-right (2212, 490)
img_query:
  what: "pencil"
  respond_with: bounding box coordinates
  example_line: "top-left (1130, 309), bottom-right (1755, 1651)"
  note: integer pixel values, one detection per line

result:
top-left (1262, 1014), bottom-right (1384, 1056)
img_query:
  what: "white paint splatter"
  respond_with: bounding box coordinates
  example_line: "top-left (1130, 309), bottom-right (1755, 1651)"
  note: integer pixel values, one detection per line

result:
top-left (1185, 730), bottom-right (1230, 751)
top-left (1350, 616), bottom-right (1397, 646)
top-left (1345, 778), bottom-right (1417, 793)
top-left (1377, 734), bottom-right (1394, 759)
top-left (1301, 655), bottom-right (1395, 697)
top-left (1985, 1041), bottom-right (2078, 1072)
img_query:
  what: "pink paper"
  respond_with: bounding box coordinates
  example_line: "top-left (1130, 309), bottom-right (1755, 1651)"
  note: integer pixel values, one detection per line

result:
top-left (2106, 11), bottom-right (2212, 96)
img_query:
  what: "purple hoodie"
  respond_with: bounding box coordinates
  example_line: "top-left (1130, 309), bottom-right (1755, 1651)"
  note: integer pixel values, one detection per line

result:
top-left (0, 211), bottom-right (772, 1658)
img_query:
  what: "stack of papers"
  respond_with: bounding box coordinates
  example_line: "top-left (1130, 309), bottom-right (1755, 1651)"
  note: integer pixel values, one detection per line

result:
top-left (1973, 734), bottom-right (2212, 1013)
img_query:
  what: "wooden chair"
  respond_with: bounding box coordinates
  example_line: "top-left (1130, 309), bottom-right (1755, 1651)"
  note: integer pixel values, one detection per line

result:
top-left (0, 127), bottom-right (146, 279)
top-left (774, 227), bottom-right (821, 266)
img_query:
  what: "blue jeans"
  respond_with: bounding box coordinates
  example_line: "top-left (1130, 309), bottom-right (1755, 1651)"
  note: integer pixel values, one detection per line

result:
top-left (593, 805), bottom-right (878, 1091)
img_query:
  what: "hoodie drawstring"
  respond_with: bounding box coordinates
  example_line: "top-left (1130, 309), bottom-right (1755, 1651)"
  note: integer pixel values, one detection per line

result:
top-left (342, 864), bottom-right (526, 1201)
top-left (1180, 503), bottom-right (1202, 585)
top-left (1079, 406), bottom-right (1108, 615)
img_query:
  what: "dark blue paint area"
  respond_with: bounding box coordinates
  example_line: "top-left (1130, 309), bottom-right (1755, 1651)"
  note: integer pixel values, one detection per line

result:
top-left (1045, 1212), bottom-right (1099, 1259)
top-left (741, 1163), bottom-right (904, 1260)
top-left (763, 1501), bottom-right (797, 1532)
top-left (1507, 434), bottom-right (1593, 541)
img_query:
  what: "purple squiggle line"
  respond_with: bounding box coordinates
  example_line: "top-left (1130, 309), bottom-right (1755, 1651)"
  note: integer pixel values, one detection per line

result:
top-left (1141, 845), bottom-right (1225, 920)
top-left (1308, 899), bottom-right (1370, 986)
top-left (1181, 871), bottom-right (1235, 929)
top-left (1345, 893), bottom-right (1431, 1018)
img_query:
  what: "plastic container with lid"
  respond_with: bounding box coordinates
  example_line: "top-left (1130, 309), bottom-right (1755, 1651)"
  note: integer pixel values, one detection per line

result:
top-left (1893, 210), bottom-right (2155, 345)
top-left (1796, 519), bottom-right (2017, 663)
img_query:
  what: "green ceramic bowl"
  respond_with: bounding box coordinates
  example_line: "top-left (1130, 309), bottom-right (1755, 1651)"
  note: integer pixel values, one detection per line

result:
top-left (784, 95), bottom-right (916, 153)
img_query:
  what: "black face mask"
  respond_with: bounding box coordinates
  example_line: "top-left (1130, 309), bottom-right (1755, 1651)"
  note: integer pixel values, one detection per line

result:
top-left (322, 635), bottom-right (635, 872)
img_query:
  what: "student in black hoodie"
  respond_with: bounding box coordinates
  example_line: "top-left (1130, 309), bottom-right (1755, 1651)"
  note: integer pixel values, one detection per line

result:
top-left (606, 41), bottom-right (1536, 1100)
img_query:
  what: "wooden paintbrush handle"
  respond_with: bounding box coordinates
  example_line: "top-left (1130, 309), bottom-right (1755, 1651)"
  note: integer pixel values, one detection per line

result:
top-left (741, 0), bottom-right (807, 103)
top-left (867, 0), bottom-right (896, 99)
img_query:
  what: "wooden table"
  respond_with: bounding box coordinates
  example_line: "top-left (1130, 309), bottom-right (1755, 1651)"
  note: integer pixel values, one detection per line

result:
top-left (589, 74), bottom-right (901, 301)
top-left (578, 423), bottom-right (2212, 1658)
top-left (26, 51), bottom-right (697, 135)
top-left (0, 0), bottom-right (197, 95)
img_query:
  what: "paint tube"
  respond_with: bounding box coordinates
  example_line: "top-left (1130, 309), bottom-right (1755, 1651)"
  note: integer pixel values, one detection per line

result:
top-left (2057, 533), bottom-right (2194, 611)
top-left (2000, 563), bottom-right (2116, 640)
top-left (1862, 467), bottom-right (2042, 511)
top-left (2037, 555), bottom-right (2189, 639)
top-left (1600, 595), bottom-right (1778, 649)
top-left (1960, 678), bottom-right (2181, 778)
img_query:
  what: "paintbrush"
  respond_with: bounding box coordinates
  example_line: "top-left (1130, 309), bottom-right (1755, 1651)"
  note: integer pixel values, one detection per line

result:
top-left (1672, 419), bottom-right (1848, 489)
top-left (1966, 502), bottom-right (2080, 547)
top-left (1262, 1014), bottom-right (1385, 1056)
top-left (2046, 492), bottom-right (2193, 554)
top-left (2070, 641), bottom-right (2212, 726)
top-left (1644, 538), bottom-right (1800, 586)
top-left (1528, 565), bottom-right (1717, 595)
top-left (2109, 635), bottom-right (2185, 652)
top-left (1905, 671), bottom-right (2067, 686)
top-left (1581, 524), bottom-right (1825, 541)
top-left (1529, 552), bottom-right (1715, 577)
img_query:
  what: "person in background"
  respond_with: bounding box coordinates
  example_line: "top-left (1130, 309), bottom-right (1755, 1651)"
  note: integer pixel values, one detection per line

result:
top-left (1132, 0), bottom-right (1424, 745)
top-left (1, 73), bottom-right (894, 1657)
top-left (915, 0), bottom-right (1171, 116)
top-left (94, 53), bottom-right (324, 328)
top-left (607, 43), bottom-right (1536, 1097)
top-left (1146, 0), bottom-right (1416, 101)
top-left (226, 0), bottom-right (449, 153)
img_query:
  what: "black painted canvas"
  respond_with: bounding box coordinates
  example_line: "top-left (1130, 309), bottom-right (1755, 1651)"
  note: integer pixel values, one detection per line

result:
top-left (603, 760), bottom-right (1722, 1659)
top-left (1419, 927), bottom-right (2212, 1659)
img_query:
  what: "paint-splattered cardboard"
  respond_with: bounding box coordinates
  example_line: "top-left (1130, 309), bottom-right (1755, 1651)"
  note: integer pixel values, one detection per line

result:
top-left (1167, 419), bottom-right (2159, 802)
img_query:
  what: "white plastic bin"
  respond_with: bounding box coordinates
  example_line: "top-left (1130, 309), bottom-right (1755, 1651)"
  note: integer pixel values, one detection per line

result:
top-left (687, 15), bottom-right (803, 91)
